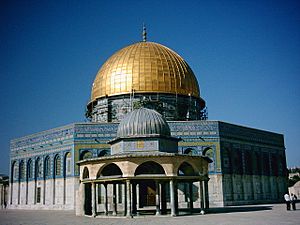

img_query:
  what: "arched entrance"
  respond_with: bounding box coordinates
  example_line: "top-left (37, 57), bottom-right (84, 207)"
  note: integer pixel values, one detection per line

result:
top-left (82, 167), bottom-right (92, 215)
top-left (84, 183), bottom-right (92, 215)
top-left (134, 161), bottom-right (165, 208)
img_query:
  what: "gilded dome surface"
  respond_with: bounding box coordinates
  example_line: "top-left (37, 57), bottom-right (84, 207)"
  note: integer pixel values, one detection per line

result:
top-left (117, 108), bottom-right (170, 138)
top-left (91, 42), bottom-right (200, 102)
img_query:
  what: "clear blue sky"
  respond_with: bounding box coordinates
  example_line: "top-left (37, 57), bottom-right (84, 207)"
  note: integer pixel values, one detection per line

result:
top-left (1, 0), bottom-right (299, 175)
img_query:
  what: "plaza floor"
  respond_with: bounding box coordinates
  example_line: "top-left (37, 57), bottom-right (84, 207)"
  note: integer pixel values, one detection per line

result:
top-left (0, 204), bottom-right (299, 225)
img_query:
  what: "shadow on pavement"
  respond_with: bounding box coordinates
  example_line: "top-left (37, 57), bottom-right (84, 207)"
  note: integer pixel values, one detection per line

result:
top-left (207, 205), bottom-right (273, 214)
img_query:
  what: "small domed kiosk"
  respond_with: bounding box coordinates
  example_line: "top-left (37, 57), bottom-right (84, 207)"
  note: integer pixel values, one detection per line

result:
top-left (110, 108), bottom-right (179, 155)
top-left (77, 108), bottom-right (211, 217)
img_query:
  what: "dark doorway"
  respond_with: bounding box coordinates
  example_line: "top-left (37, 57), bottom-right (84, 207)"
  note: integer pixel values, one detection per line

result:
top-left (139, 181), bottom-right (156, 207)
top-left (84, 183), bottom-right (92, 215)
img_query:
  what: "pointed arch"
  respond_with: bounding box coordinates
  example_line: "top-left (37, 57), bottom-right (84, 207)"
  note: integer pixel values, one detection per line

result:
top-left (64, 152), bottom-right (72, 176)
top-left (44, 156), bottom-right (51, 178)
top-left (203, 147), bottom-right (215, 172)
top-left (35, 157), bottom-right (42, 179)
top-left (82, 167), bottom-right (89, 179)
top-left (97, 163), bottom-right (123, 178)
top-left (177, 162), bottom-right (195, 176)
top-left (11, 161), bottom-right (17, 181)
top-left (54, 154), bottom-right (61, 177)
top-left (134, 161), bottom-right (165, 176)
top-left (98, 149), bottom-right (109, 157)
top-left (19, 160), bottom-right (25, 180)
top-left (80, 150), bottom-right (93, 160)
top-left (27, 159), bottom-right (33, 179)
top-left (184, 148), bottom-right (196, 155)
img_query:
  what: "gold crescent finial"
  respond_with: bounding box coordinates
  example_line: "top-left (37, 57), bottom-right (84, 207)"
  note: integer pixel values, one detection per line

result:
top-left (142, 23), bottom-right (147, 42)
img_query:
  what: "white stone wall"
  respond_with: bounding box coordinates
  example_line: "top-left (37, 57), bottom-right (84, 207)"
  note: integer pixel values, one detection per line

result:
top-left (10, 182), bottom-right (19, 205)
top-left (54, 179), bottom-right (63, 205)
top-left (252, 175), bottom-right (263, 200)
top-left (261, 176), bottom-right (271, 200)
top-left (220, 174), bottom-right (286, 206)
top-left (232, 174), bottom-right (243, 202)
top-left (243, 175), bottom-right (254, 201)
top-left (278, 176), bottom-right (288, 198)
top-left (0, 184), bottom-right (9, 209)
top-left (27, 181), bottom-right (35, 205)
top-left (208, 174), bottom-right (224, 207)
top-left (222, 174), bottom-right (233, 202)
top-left (270, 176), bottom-right (278, 200)
top-left (9, 177), bottom-right (78, 210)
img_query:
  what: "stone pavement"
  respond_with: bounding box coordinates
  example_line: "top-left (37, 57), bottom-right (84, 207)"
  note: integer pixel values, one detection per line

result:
top-left (0, 204), bottom-right (299, 225)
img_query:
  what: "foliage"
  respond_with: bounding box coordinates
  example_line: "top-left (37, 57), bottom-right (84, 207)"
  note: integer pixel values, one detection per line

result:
top-left (288, 167), bottom-right (300, 173)
top-left (288, 174), bottom-right (300, 187)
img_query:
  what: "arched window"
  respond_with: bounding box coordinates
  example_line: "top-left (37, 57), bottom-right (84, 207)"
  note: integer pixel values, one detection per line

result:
top-left (64, 152), bottom-right (71, 176)
top-left (178, 162), bottom-right (195, 176)
top-left (134, 161), bottom-right (165, 176)
top-left (54, 155), bottom-right (61, 176)
top-left (44, 156), bottom-right (51, 177)
top-left (82, 167), bottom-right (89, 179)
top-left (11, 161), bottom-right (17, 181)
top-left (232, 150), bottom-right (242, 174)
top-left (98, 150), bottom-right (109, 157)
top-left (97, 163), bottom-right (123, 178)
top-left (19, 160), bottom-right (25, 180)
top-left (271, 154), bottom-right (278, 176)
top-left (27, 159), bottom-right (33, 179)
top-left (254, 152), bottom-right (261, 175)
top-left (203, 147), bottom-right (215, 172)
top-left (262, 152), bottom-right (270, 176)
top-left (80, 151), bottom-right (92, 160)
top-left (35, 157), bottom-right (42, 178)
top-left (244, 151), bottom-right (252, 175)
top-left (183, 148), bottom-right (195, 155)
top-left (278, 156), bottom-right (284, 176)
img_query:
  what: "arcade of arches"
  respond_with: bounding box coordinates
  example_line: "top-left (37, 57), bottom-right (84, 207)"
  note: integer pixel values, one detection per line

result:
top-left (76, 154), bottom-right (211, 217)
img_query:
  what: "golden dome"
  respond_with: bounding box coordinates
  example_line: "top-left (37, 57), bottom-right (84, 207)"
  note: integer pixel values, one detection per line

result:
top-left (91, 41), bottom-right (200, 102)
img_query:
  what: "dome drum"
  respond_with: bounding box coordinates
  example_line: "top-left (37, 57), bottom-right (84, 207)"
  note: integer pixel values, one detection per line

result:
top-left (87, 92), bottom-right (206, 122)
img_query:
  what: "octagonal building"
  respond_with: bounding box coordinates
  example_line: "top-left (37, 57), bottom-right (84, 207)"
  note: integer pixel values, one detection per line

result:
top-left (8, 30), bottom-right (287, 213)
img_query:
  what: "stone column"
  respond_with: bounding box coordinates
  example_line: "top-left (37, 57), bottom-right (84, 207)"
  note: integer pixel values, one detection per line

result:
top-left (170, 179), bottom-right (177, 216)
top-left (26, 180), bottom-right (29, 205)
top-left (160, 182), bottom-right (167, 214)
top-left (136, 183), bottom-right (140, 210)
top-left (199, 181), bottom-right (204, 209)
top-left (126, 180), bottom-right (131, 217)
top-left (42, 179), bottom-right (45, 205)
top-left (92, 182), bottom-right (97, 217)
top-left (0, 185), bottom-right (3, 209)
top-left (10, 181), bottom-right (13, 205)
top-left (204, 180), bottom-right (209, 209)
top-left (52, 178), bottom-right (55, 205)
top-left (122, 183), bottom-right (126, 216)
top-left (131, 182), bottom-right (137, 215)
top-left (112, 183), bottom-right (117, 216)
top-left (34, 180), bottom-right (36, 204)
top-left (189, 182), bottom-right (194, 213)
top-left (104, 183), bottom-right (108, 215)
top-left (155, 181), bottom-right (160, 215)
